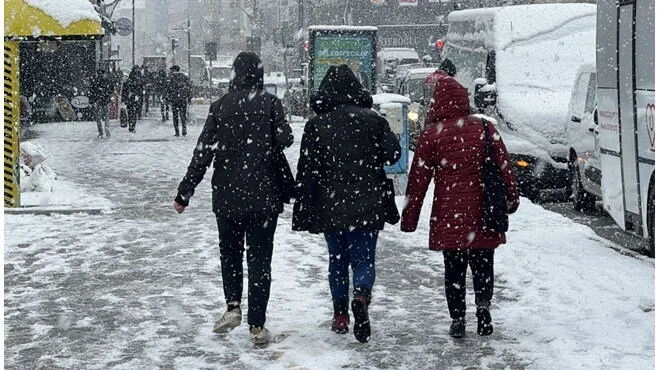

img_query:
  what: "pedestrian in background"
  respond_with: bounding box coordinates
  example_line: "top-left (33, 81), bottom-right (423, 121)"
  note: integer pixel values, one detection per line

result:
top-left (155, 68), bottom-right (169, 122)
top-left (173, 52), bottom-right (293, 345)
top-left (166, 65), bottom-right (192, 136)
top-left (400, 74), bottom-right (519, 338)
top-left (89, 68), bottom-right (115, 138)
top-left (292, 64), bottom-right (401, 343)
top-left (121, 66), bottom-right (143, 133)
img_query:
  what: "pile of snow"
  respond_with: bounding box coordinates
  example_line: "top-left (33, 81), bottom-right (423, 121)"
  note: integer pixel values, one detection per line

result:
top-left (24, 0), bottom-right (101, 28)
top-left (19, 142), bottom-right (56, 193)
top-left (445, 4), bottom-right (597, 160)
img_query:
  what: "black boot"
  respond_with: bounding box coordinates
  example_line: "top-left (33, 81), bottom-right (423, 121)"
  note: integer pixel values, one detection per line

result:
top-left (476, 307), bottom-right (493, 336)
top-left (351, 295), bottom-right (370, 343)
top-left (449, 317), bottom-right (466, 338)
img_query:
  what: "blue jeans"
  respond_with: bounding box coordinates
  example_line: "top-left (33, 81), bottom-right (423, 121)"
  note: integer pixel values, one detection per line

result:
top-left (324, 230), bottom-right (378, 302)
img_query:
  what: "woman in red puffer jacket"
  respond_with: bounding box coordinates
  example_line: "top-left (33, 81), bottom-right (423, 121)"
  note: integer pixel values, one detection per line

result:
top-left (400, 75), bottom-right (519, 339)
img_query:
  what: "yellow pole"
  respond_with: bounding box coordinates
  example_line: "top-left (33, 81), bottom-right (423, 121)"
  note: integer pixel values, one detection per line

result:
top-left (4, 41), bottom-right (20, 207)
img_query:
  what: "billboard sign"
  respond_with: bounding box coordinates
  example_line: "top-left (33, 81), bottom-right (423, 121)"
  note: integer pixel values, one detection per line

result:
top-left (308, 27), bottom-right (378, 94)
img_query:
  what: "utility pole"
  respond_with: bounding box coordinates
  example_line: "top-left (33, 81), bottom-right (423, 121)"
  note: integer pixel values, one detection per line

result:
top-left (298, 0), bottom-right (304, 64)
top-left (281, 22), bottom-right (292, 123)
top-left (132, 0), bottom-right (135, 66)
top-left (187, 18), bottom-right (191, 73)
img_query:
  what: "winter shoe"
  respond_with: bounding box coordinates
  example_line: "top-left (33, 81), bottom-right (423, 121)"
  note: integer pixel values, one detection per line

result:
top-left (476, 307), bottom-right (493, 336)
top-left (351, 296), bottom-right (370, 343)
top-left (250, 326), bottom-right (271, 345)
top-left (212, 308), bottom-right (242, 333)
top-left (449, 317), bottom-right (466, 338)
top-left (331, 314), bottom-right (350, 334)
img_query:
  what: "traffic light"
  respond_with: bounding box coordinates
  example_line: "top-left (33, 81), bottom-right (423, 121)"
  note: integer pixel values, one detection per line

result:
top-left (171, 38), bottom-right (179, 50)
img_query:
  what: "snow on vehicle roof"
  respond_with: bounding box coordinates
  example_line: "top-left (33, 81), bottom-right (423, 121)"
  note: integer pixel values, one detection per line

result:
top-left (309, 25), bottom-right (378, 31)
top-left (378, 48), bottom-right (420, 60)
top-left (404, 67), bottom-right (438, 77)
top-left (447, 4), bottom-right (596, 50)
top-left (372, 93), bottom-right (411, 105)
top-left (446, 3), bottom-right (596, 158)
top-left (25, 0), bottom-right (101, 28)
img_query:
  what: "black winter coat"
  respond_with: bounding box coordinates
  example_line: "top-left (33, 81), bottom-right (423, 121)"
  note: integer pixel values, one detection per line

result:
top-left (293, 64), bottom-right (401, 233)
top-left (89, 73), bottom-right (114, 105)
top-left (176, 52), bottom-right (294, 217)
top-left (121, 70), bottom-right (143, 107)
top-left (166, 71), bottom-right (192, 104)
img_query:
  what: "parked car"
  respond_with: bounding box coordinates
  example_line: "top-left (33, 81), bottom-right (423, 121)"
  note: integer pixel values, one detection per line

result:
top-left (566, 62), bottom-right (600, 211)
top-left (377, 48), bottom-right (420, 91)
top-left (394, 67), bottom-right (437, 149)
top-left (442, 3), bottom-right (597, 201)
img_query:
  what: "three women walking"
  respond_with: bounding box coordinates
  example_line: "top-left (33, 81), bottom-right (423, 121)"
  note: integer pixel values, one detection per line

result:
top-left (174, 56), bottom-right (517, 344)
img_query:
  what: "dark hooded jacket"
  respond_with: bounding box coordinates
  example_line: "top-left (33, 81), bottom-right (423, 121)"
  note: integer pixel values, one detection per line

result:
top-left (121, 66), bottom-right (143, 107)
top-left (292, 65), bottom-right (402, 233)
top-left (166, 70), bottom-right (192, 104)
top-left (175, 52), bottom-right (294, 217)
top-left (89, 71), bottom-right (115, 105)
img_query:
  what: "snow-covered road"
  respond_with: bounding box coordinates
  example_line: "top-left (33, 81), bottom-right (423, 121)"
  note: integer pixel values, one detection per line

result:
top-left (4, 111), bottom-right (654, 369)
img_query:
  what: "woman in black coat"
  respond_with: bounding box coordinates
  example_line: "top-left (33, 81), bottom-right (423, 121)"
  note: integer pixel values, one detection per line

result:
top-left (121, 66), bottom-right (143, 133)
top-left (173, 52), bottom-right (293, 345)
top-left (293, 64), bottom-right (401, 343)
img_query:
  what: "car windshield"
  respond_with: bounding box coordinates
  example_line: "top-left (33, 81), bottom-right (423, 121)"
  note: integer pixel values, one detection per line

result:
top-left (408, 79), bottom-right (424, 101)
top-left (210, 67), bottom-right (231, 80)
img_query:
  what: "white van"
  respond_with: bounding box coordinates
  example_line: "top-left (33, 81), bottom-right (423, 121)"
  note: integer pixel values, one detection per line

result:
top-left (566, 62), bottom-right (600, 211)
top-left (442, 4), bottom-right (597, 201)
top-left (596, 0), bottom-right (655, 254)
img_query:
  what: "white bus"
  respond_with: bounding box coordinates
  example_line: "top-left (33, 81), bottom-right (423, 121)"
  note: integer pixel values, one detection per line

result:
top-left (596, 0), bottom-right (655, 254)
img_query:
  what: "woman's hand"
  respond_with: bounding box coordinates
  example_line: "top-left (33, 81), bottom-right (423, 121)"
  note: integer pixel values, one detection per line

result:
top-left (173, 201), bottom-right (186, 214)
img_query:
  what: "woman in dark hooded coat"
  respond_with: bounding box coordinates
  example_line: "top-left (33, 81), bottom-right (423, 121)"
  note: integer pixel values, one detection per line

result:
top-left (173, 52), bottom-right (293, 345)
top-left (293, 65), bottom-right (401, 343)
top-left (121, 65), bottom-right (143, 133)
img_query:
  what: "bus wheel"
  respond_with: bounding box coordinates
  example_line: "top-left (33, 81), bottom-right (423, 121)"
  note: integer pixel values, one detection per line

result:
top-left (648, 180), bottom-right (655, 258)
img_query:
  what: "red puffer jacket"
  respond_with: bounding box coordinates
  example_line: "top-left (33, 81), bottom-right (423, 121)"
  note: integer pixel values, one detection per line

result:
top-left (401, 76), bottom-right (519, 250)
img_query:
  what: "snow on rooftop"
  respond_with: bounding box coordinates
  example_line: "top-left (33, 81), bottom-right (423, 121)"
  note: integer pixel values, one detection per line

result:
top-left (25, 0), bottom-right (101, 28)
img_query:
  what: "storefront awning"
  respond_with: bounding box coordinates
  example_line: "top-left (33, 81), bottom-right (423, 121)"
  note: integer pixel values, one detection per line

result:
top-left (4, 0), bottom-right (103, 40)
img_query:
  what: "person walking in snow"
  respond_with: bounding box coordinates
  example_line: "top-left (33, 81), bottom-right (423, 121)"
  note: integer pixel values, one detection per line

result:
top-left (121, 66), bottom-right (143, 133)
top-left (89, 68), bottom-right (115, 138)
top-left (173, 52), bottom-right (293, 345)
top-left (292, 64), bottom-right (401, 343)
top-left (155, 68), bottom-right (170, 121)
top-left (166, 65), bottom-right (192, 136)
top-left (400, 75), bottom-right (519, 338)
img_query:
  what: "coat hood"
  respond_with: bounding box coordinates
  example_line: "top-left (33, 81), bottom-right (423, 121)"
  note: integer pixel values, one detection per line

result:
top-left (426, 75), bottom-right (470, 124)
top-left (310, 64), bottom-right (372, 115)
top-left (229, 52), bottom-right (264, 92)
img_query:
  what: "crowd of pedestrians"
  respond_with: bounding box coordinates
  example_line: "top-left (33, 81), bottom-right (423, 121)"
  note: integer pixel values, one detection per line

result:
top-left (172, 51), bottom-right (519, 346)
top-left (89, 63), bottom-right (192, 137)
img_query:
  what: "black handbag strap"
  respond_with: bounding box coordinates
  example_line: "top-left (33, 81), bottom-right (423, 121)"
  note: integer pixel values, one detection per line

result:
top-left (481, 118), bottom-right (494, 163)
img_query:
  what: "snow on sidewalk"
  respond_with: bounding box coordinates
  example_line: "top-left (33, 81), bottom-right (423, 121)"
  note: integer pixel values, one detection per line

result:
top-left (3, 116), bottom-right (654, 369)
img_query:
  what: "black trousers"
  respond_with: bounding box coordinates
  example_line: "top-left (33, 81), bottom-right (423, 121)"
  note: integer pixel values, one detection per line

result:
top-left (443, 249), bottom-right (494, 319)
top-left (127, 103), bottom-right (139, 131)
top-left (171, 102), bottom-right (187, 135)
top-left (216, 213), bottom-right (277, 328)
